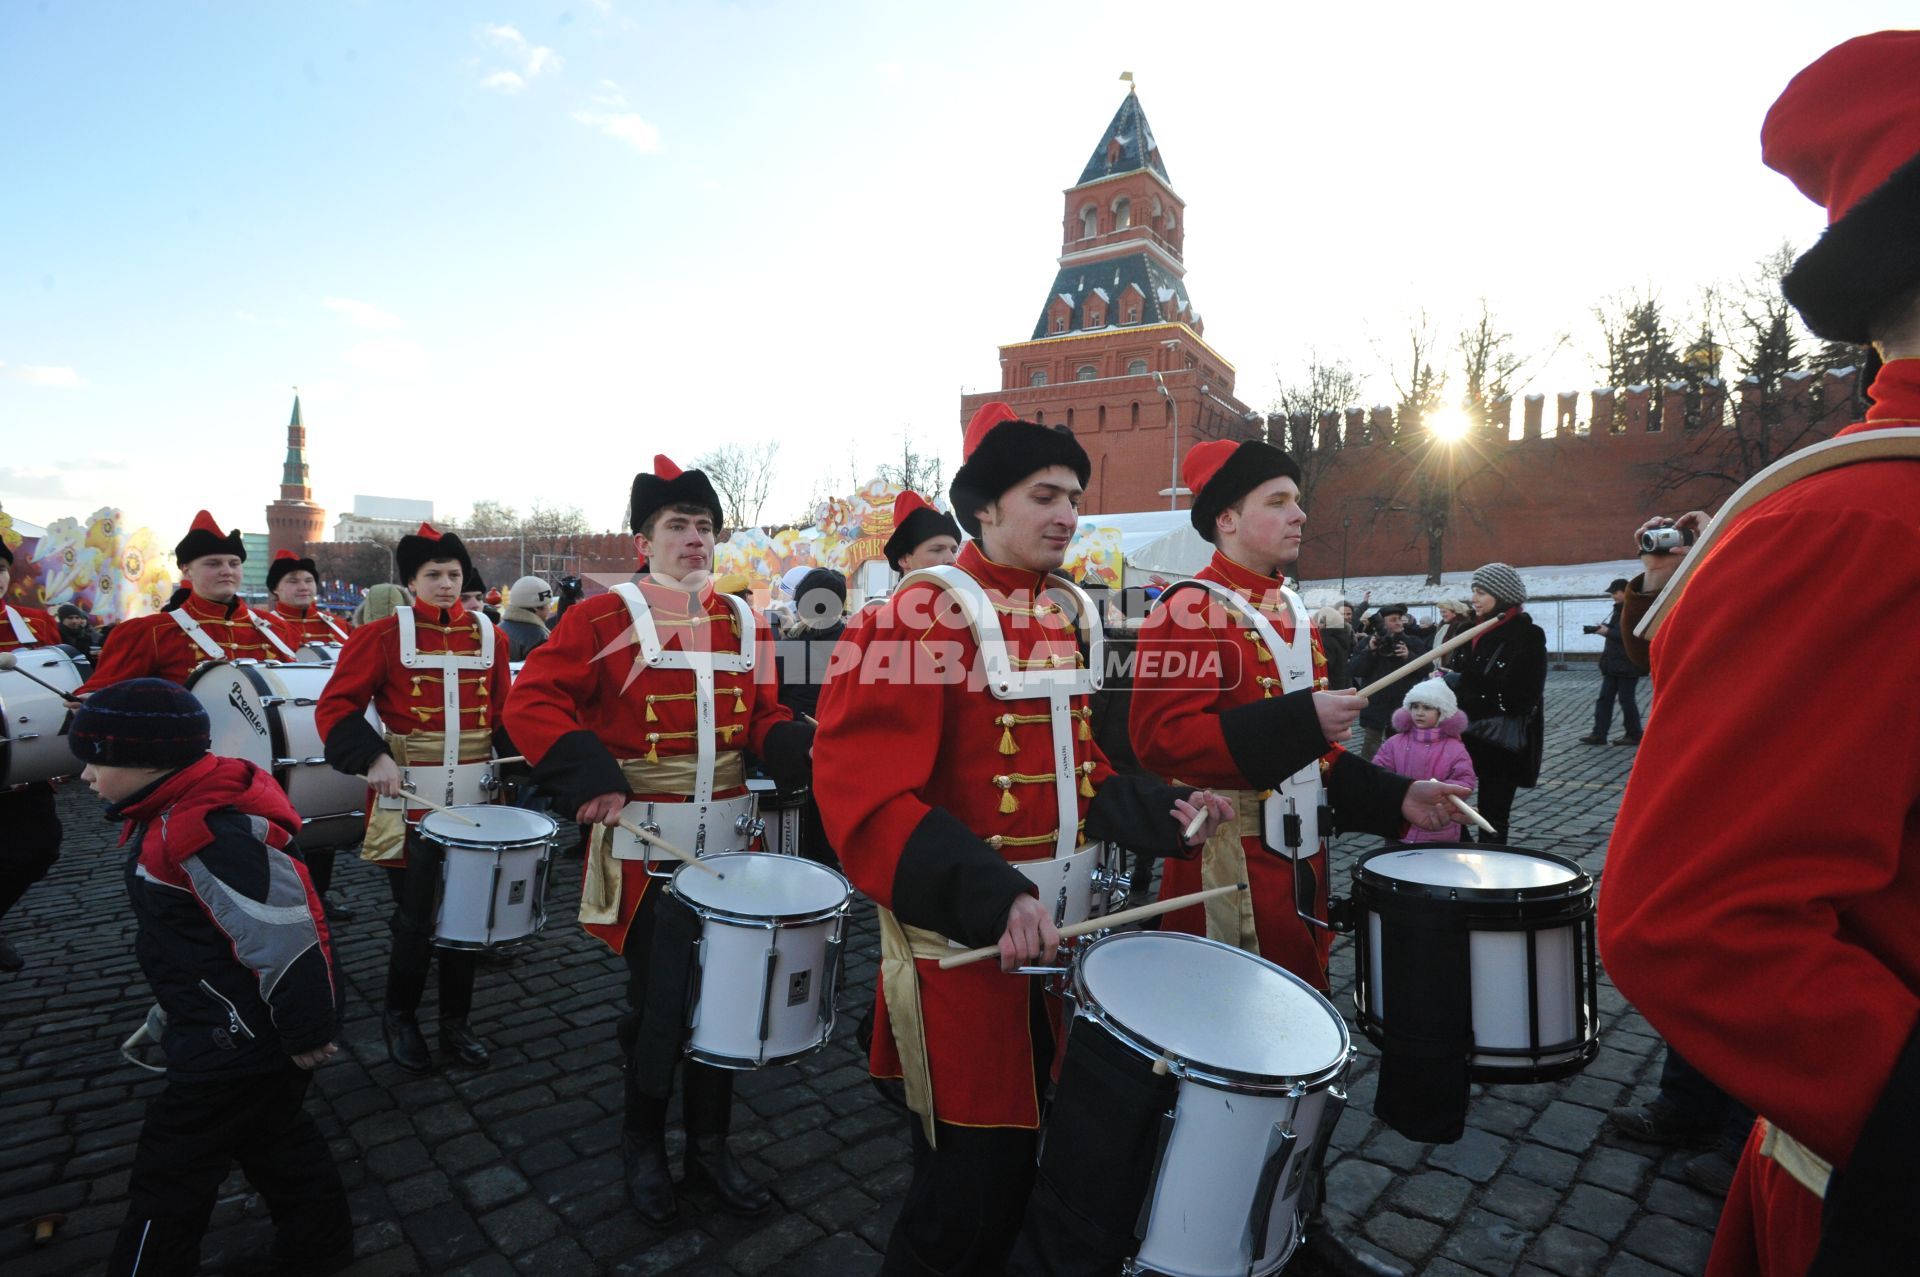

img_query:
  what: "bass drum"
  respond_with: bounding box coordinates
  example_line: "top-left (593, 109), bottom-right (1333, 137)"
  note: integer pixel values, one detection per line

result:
top-left (187, 659), bottom-right (381, 852)
top-left (1, 646), bottom-right (89, 788)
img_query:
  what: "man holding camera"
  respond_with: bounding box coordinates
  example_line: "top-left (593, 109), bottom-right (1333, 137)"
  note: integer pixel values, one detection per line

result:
top-left (1579, 579), bottom-right (1642, 746)
top-left (1348, 605), bottom-right (1429, 759)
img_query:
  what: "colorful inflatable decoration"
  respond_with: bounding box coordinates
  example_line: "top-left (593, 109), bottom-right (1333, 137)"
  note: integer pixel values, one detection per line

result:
top-left (1, 507), bottom-right (178, 623)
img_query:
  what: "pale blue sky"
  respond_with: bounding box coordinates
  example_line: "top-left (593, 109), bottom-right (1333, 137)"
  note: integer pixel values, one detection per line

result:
top-left (1, 1), bottom-right (1905, 540)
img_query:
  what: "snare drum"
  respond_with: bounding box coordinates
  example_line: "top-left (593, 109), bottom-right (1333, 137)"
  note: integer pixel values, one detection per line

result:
top-left (295, 642), bottom-right (343, 664)
top-left (1014, 842), bottom-right (1127, 927)
top-left (0, 647), bottom-right (87, 788)
top-left (188, 659), bottom-right (378, 852)
top-left (1351, 844), bottom-right (1598, 1082)
top-left (1069, 931), bottom-right (1351, 1277)
top-left (419, 805), bottom-right (558, 949)
top-left (610, 793), bottom-right (760, 872)
top-left (668, 852), bottom-right (851, 1069)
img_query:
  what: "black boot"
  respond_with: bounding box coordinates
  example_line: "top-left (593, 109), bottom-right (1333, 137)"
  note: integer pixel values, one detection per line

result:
top-left (382, 1010), bottom-right (434, 1074)
top-left (683, 1133), bottom-right (772, 1216)
top-left (439, 1018), bottom-right (491, 1069)
top-left (622, 1131), bottom-right (678, 1227)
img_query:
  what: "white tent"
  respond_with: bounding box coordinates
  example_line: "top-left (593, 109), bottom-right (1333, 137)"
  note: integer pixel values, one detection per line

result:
top-left (1080, 510), bottom-right (1212, 587)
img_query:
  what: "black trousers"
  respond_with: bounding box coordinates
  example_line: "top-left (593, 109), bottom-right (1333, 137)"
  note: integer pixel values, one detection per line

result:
top-left (382, 836), bottom-right (476, 1020)
top-left (107, 1066), bottom-right (350, 1277)
top-left (304, 846), bottom-right (336, 896)
top-left (1660, 1045), bottom-right (1754, 1151)
top-left (1475, 779), bottom-right (1518, 845)
top-left (619, 884), bottom-right (732, 1136)
top-left (1592, 674), bottom-right (1643, 738)
top-left (880, 981), bottom-right (1055, 1276)
top-left (0, 783), bottom-right (62, 921)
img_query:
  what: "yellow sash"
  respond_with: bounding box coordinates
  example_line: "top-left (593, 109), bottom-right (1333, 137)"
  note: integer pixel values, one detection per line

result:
top-left (875, 907), bottom-right (964, 1147)
top-left (360, 729), bottom-right (494, 863)
top-left (1190, 786), bottom-right (1265, 953)
top-left (1757, 1118), bottom-right (1832, 1200)
top-left (578, 751), bottom-right (746, 926)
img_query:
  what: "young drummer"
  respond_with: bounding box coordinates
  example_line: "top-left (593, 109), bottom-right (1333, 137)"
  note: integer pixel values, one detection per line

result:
top-left (883, 489), bottom-right (962, 575)
top-left (265, 549), bottom-right (352, 652)
top-left (316, 524), bottom-right (512, 1074)
top-left (812, 404), bottom-right (1231, 1276)
top-left (505, 456), bottom-right (814, 1226)
top-left (0, 540), bottom-right (66, 972)
top-left (1128, 439), bottom-right (1465, 1277)
top-left (78, 510), bottom-right (300, 691)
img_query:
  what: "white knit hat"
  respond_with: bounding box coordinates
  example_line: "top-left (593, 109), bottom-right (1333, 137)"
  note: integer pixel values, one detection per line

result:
top-left (1402, 678), bottom-right (1458, 718)
top-left (1471, 562), bottom-right (1528, 607)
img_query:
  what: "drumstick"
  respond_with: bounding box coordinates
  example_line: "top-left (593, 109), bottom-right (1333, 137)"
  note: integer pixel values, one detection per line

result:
top-left (1183, 807), bottom-right (1209, 841)
top-left (488, 755), bottom-right (525, 767)
top-left (1352, 615), bottom-right (1502, 699)
top-left (616, 818), bottom-right (725, 878)
top-left (0, 651), bottom-right (76, 698)
top-left (938, 881), bottom-right (1248, 969)
top-left (1448, 794), bottom-right (1498, 835)
top-left (374, 787), bottom-right (481, 826)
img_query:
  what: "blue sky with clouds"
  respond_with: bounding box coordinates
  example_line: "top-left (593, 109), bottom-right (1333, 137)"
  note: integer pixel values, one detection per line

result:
top-left (1, 1), bottom-right (1905, 541)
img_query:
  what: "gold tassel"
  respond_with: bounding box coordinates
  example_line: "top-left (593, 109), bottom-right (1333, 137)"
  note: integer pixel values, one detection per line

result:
top-left (645, 734), bottom-right (660, 765)
top-left (996, 777), bottom-right (1017, 814)
top-left (998, 715), bottom-right (1017, 755)
top-left (1077, 709), bottom-right (1091, 741)
top-left (1079, 762), bottom-right (1095, 798)
top-left (645, 697), bottom-right (657, 722)
top-left (1246, 629), bottom-right (1272, 663)
top-left (733, 686), bottom-right (747, 713)
top-left (1261, 677), bottom-right (1275, 699)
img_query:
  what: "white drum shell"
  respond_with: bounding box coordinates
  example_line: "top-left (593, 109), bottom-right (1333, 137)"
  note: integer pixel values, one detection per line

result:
top-left (189, 660), bottom-right (378, 851)
top-left (610, 795), bottom-right (757, 863)
top-left (420, 806), bottom-right (557, 948)
top-left (670, 853), bottom-right (851, 1068)
top-left (0, 648), bottom-right (86, 788)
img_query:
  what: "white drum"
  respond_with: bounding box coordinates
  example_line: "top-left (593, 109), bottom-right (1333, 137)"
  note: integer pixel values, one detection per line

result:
top-left (610, 793), bottom-right (760, 873)
top-left (668, 852), bottom-right (851, 1069)
top-left (1014, 842), bottom-right (1127, 927)
top-left (747, 777), bottom-right (807, 856)
top-left (1071, 931), bottom-right (1351, 1277)
top-left (295, 642), bottom-right (343, 665)
top-left (188, 659), bottom-right (379, 852)
top-left (1351, 844), bottom-right (1598, 1081)
top-left (1, 647), bottom-right (87, 788)
top-left (419, 805), bottom-right (558, 949)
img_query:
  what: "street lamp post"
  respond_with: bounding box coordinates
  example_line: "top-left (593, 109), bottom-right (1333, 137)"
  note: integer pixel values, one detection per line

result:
top-left (1341, 512), bottom-right (1352, 595)
top-left (1153, 371), bottom-right (1180, 511)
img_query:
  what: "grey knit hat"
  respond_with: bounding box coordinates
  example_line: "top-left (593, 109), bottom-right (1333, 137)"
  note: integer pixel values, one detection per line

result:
top-left (1471, 562), bottom-right (1528, 607)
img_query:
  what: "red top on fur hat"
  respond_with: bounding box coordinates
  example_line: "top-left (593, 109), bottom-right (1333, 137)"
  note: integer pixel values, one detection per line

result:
top-left (962, 403), bottom-right (1020, 460)
top-left (1763, 31), bottom-right (1920, 223)
top-left (1181, 440), bottom-right (1237, 497)
top-left (892, 490), bottom-right (933, 524)
top-left (188, 510), bottom-right (224, 536)
top-left (414, 522), bottom-right (441, 540)
top-left (654, 454), bottom-right (683, 479)
top-left (271, 549), bottom-right (298, 563)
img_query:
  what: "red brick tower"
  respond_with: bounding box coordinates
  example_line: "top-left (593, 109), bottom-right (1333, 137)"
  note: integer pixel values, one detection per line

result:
top-left (960, 87), bottom-right (1256, 514)
top-left (265, 394), bottom-right (327, 558)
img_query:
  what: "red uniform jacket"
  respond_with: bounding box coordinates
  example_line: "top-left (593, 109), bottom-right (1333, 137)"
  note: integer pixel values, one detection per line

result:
top-left (1, 602), bottom-right (62, 651)
top-left (503, 580), bottom-right (808, 953)
top-left (313, 600), bottom-right (512, 856)
top-left (79, 593), bottom-right (296, 691)
top-left (814, 544), bottom-right (1193, 1130)
top-left (268, 603), bottom-right (351, 647)
top-left (1129, 551), bottom-right (1412, 988)
top-left (1601, 360), bottom-right (1920, 1277)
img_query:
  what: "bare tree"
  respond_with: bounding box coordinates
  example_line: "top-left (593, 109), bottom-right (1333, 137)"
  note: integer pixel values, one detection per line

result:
top-left (461, 500), bottom-right (521, 538)
top-left (1269, 352), bottom-right (1362, 508)
top-left (875, 428), bottom-right (945, 496)
top-left (1456, 300), bottom-right (1526, 428)
top-left (695, 441), bottom-right (782, 529)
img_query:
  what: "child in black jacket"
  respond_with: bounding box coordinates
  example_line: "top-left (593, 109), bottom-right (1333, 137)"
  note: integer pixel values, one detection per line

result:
top-left (72, 679), bottom-right (352, 1277)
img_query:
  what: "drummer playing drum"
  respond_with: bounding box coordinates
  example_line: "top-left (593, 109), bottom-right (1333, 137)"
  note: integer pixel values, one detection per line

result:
top-left (1128, 438), bottom-right (1466, 1277)
top-left (812, 403), bottom-right (1231, 1277)
top-left (315, 523), bottom-right (513, 1075)
top-left (504, 455), bottom-right (816, 1227)
top-left (0, 538), bottom-right (67, 973)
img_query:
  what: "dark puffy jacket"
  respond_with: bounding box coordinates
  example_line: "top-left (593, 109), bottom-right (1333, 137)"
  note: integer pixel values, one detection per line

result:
top-left (111, 754), bottom-right (341, 1080)
top-left (1452, 611), bottom-right (1548, 787)
top-left (1595, 602), bottom-right (1638, 678)
top-left (1349, 629), bottom-right (1432, 729)
top-left (1319, 625), bottom-right (1353, 691)
top-left (773, 623), bottom-right (846, 722)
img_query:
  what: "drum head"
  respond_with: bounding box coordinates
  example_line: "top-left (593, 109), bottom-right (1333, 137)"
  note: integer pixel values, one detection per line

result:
top-left (1362, 846), bottom-right (1579, 894)
top-left (1079, 932), bottom-right (1347, 1082)
top-left (673, 852), bottom-right (848, 919)
top-left (421, 805), bottom-right (557, 845)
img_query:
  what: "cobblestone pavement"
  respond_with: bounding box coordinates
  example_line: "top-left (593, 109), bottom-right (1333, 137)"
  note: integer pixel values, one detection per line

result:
top-left (0, 670), bottom-right (1717, 1276)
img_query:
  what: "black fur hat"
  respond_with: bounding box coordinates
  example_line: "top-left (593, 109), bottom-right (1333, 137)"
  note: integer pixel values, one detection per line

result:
top-left (883, 491), bottom-right (963, 569)
top-left (1184, 440), bottom-right (1302, 543)
top-left (949, 402), bottom-right (1090, 539)
top-left (631, 454), bottom-right (725, 536)
top-left (175, 510), bottom-right (247, 566)
top-left (265, 549), bottom-right (318, 593)
top-left (394, 523), bottom-right (473, 586)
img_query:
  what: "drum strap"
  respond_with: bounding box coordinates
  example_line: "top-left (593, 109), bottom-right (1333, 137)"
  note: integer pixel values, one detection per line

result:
top-left (874, 907), bottom-right (960, 1147)
top-left (3, 605), bottom-right (34, 646)
top-left (578, 753), bottom-right (746, 928)
top-left (170, 605), bottom-right (299, 662)
top-left (396, 607), bottom-right (494, 779)
top-left (611, 584), bottom-right (755, 808)
top-left (1372, 903), bottom-right (1474, 1143)
top-left (360, 730), bottom-right (495, 864)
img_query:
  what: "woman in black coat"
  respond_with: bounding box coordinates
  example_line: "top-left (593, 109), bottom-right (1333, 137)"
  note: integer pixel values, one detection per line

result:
top-left (1450, 563), bottom-right (1547, 844)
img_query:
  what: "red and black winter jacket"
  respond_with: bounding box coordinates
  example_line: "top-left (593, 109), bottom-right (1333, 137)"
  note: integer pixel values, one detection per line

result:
top-left (111, 755), bottom-right (341, 1079)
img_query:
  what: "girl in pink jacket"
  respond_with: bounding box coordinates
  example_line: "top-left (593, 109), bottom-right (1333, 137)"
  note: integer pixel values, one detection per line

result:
top-left (1372, 679), bottom-right (1478, 843)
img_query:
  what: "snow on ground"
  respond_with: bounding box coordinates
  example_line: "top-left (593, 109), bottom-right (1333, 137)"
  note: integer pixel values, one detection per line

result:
top-left (1296, 558), bottom-right (1643, 655)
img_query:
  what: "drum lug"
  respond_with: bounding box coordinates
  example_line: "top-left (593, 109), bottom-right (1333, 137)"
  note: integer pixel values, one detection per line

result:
top-left (13, 731), bottom-right (39, 742)
top-left (734, 813), bottom-right (765, 839)
top-left (1089, 863), bottom-right (1133, 903)
top-left (1244, 1121), bottom-right (1300, 1268)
